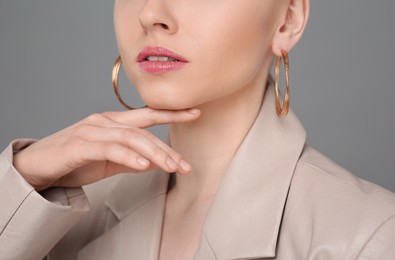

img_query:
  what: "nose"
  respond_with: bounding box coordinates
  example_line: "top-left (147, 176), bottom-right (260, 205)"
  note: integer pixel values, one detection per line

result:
top-left (138, 0), bottom-right (178, 35)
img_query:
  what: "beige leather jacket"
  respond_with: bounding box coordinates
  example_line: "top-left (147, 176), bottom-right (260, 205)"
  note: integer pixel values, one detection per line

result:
top-left (1, 86), bottom-right (395, 260)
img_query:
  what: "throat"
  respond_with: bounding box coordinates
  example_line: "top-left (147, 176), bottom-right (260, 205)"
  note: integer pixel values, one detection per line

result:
top-left (159, 186), bottom-right (212, 260)
top-left (168, 82), bottom-right (267, 203)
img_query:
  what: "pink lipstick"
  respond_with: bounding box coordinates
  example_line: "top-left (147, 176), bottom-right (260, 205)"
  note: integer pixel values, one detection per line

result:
top-left (137, 46), bottom-right (188, 74)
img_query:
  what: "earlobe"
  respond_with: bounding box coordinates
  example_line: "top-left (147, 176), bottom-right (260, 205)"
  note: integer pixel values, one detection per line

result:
top-left (271, 0), bottom-right (310, 56)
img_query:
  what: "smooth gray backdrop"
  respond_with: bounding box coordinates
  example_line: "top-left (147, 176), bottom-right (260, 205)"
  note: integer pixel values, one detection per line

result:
top-left (1, 0), bottom-right (394, 192)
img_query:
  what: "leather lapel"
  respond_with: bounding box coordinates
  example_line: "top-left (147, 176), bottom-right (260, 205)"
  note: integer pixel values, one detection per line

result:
top-left (77, 171), bottom-right (171, 260)
top-left (77, 83), bottom-right (306, 260)
top-left (194, 84), bottom-right (306, 259)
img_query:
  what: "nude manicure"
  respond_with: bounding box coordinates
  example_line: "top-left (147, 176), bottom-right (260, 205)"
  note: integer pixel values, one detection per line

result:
top-left (137, 157), bottom-right (150, 167)
top-left (180, 160), bottom-right (192, 173)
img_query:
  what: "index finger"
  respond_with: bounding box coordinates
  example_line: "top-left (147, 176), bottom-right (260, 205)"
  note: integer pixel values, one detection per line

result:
top-left (101, 107), bottom-right (201, 128)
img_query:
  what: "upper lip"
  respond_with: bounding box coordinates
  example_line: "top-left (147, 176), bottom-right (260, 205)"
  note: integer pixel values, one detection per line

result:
top-left (137, 46), bottom-right (188, 62)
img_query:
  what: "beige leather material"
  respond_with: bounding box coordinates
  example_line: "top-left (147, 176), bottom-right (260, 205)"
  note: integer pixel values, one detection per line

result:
top-left (1, 85), bottom-right (395, 259)
top-left (0, 141), bottom-right (89, 260)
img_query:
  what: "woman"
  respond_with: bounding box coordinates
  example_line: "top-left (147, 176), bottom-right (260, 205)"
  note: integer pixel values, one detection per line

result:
top-left (1, 0), bottom-right (394, 259)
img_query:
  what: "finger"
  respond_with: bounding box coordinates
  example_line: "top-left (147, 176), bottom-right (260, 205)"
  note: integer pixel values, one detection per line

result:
top-left (75, 141), bottom-right (150, 170)
top-left (109, 129), bottom-right (181, 173)
top-left (102, 107), bottom-right (201, 128)
top-left (78, 113), bottom-right (130, 128)
top-left (75, 125), bottom-right (191, 173)
top-left (75, 128), bottom-right (181, 173)
top-left (74, 140), bottom-right (180, 174)
top-left (138, 130), bottom-right (192, 173)
top-left (56, 143), bottom-right (153, 187)
top-left (74, 121), bottom-right (191, 173)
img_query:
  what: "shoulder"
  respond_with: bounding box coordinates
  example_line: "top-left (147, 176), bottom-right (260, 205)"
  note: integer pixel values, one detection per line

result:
top-left (295, 145), bottom-right (395, 212)
top-left (281, 145), bottom-right (395, 259)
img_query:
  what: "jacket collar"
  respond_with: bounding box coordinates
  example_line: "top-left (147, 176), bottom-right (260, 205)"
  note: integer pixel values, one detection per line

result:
top-left (194, 84), bottom-right (306, 259)
top-left (104, 84), bottom-right (306, 259)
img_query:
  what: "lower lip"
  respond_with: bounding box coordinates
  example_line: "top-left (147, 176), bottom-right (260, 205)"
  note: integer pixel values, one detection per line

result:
top-left (138, 61), bottom-right (187, 74)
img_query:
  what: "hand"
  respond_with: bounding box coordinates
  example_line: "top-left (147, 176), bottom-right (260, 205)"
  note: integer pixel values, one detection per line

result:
top-left (13, 107), bottom-right (200, 191)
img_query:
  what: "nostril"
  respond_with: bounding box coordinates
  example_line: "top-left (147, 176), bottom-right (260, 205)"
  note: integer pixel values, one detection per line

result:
top-left (152, 23), bottom-right (169, 30)
top-left (160, 23), bottom-right (169, 30)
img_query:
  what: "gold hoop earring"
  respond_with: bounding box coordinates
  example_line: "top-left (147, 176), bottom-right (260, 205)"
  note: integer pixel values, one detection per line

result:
top-left (274, 50), bottom-right (290, 118)
top-left (112, 55), bottom-right (136, 110)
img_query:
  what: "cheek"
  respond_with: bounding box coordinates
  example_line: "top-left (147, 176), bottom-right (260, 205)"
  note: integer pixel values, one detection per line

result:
top-left (114, 1), bottom-right (142, 61)
top-left (114, 1), bottom-right (146, 96)
top-left (191, 10), bottom-right (275, 98)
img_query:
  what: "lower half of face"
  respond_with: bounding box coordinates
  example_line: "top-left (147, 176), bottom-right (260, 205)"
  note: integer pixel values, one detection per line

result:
top-left (114, 0), bottom-right (281, 110)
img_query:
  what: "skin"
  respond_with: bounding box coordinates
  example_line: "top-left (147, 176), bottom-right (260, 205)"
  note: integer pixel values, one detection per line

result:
top-left (13, 0), bottom-right (309, 259)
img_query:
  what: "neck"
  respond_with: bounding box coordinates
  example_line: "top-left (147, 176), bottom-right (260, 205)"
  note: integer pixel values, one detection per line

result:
top-left (168, 73), bottom-right (270, 206)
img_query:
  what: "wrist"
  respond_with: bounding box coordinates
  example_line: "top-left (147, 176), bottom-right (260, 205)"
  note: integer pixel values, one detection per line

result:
top-left (13, 150), bottom-right (48, 191)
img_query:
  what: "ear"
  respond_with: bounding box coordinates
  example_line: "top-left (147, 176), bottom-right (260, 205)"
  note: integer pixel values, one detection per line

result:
top-left (272, 0), bottom-right (310, 56)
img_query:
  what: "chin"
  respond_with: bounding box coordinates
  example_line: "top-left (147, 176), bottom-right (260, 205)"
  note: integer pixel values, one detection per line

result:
top-left (142, 96), bottom-right (193, 111)
top-left (136, 82), bottom-right (209, 110)
top-left (137, 85), bottom-right (202, 110)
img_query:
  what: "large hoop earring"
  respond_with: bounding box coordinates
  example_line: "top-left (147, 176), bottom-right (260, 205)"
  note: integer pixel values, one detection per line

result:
top-left (274, 50), bottom-right (290, 118)
top-left (112, 55), bottom-right (136, 110)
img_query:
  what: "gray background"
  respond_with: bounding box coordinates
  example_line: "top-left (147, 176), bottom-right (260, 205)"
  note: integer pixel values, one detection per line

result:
top-left (0, 0), bottom-right (394, 192)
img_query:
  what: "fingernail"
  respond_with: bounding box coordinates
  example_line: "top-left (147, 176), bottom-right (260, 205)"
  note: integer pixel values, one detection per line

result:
top-left (166, 157), bottom-right (178, 170)
top-left (180, 160), bottom-right (192, 173)
top-left (187, 108), bottom-right (200, 115)
top-left (137, 157), bottom-right (150, 167)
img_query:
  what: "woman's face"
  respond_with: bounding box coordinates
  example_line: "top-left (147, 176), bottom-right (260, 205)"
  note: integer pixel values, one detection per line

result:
top-left (114, 0), bottom-right (284, 110)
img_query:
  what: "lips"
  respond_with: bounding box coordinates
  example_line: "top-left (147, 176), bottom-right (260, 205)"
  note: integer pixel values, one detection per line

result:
top-left (137, 46), bottom-right (188, 63)
top-left (137, 46), bottom-right (188, 74)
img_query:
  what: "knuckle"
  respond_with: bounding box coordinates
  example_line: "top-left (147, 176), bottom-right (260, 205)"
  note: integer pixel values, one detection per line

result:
top-left (101, 111), bottom-right (118, 121)
top-left (85, 113), bottom-right (105, 124)
top-left (171, 152), bottom-right (182, 163)
top-left (151, 147), bottom-right (167, 161)
top-left (100, 111), bottom-right (112, 118)
top-left (74, 124), bottom-right (94, 138)
top-left (103, 144), bottom-right (129, 163)
top-left (121, 127), bottom-right (140, 140)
